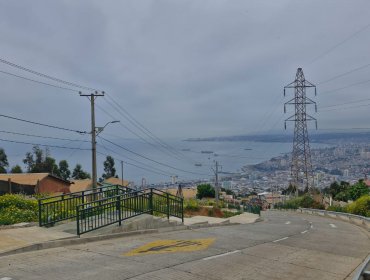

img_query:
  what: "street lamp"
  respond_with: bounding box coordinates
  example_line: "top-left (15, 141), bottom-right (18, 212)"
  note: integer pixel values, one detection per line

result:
top-left (91, 120), bottom-right (120, 191)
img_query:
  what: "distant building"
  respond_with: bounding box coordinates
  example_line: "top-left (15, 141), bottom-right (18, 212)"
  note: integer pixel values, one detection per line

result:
top-left (0, 173), bottom-right (71, 195)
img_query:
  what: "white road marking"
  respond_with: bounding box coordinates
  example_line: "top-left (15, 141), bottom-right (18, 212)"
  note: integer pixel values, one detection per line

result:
top-left (273, 237), bottom-right (289, 243)
top-left (329, 223), bottom-right (337, 228)
top-left (301, 230), bottom-right (308, 234)
top-left (202, 250), bottom-right (241, 261)
top-left (285, 221), bottom-right (291, 225)
top-left (310, 224), bottom-right (314, 229)
top-left (0, 277), bottom-right (13, 280)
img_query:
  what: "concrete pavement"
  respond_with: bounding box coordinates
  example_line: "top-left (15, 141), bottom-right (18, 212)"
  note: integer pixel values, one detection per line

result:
top-left (0, 212), bottom-right (260, 256)
top-left (0, 211), bottom-right (369, 279)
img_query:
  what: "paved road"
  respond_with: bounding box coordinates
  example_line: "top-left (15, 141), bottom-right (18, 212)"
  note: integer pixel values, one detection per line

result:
top-left (0, 211), bottom-right (369, 280)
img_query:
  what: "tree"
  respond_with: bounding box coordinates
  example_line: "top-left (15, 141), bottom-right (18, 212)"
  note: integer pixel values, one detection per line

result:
top-left (348, 180), bottom-right (369, 201)
top-left (0, 148), bottom-right (8, 173)
top-left (23, 146), bottom-right (59, 174)
top-left (196, 184), bottom-right (215, 199)
top-left (10, 165), bottom-right (23, 173)
top-left (101, 155), bottom-right (117, 179)
top-left (59, 160), bottom-right (71, 180)
top-left (72, 164), bottom-right (91, 180)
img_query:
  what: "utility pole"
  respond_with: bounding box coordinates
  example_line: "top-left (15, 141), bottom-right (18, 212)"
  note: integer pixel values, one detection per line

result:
top-left (212, 161), bottom-right (220, 205)
top-left (121, 160), bottom-right (124, 187)
top-left (80, 91), bottom-right (105, 191)
top-left (284, 68), bottom-right (317, 193)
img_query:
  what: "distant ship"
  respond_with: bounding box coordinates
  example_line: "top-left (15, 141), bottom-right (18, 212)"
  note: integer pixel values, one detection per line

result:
top-left (201, 150), bottom-right (213, 154)
top-left (244, 148), bottom-right (252, 150)
top-left (194, 163), bottom-right (202, 167)
top-left (181, 148), bottom-right (191, 151)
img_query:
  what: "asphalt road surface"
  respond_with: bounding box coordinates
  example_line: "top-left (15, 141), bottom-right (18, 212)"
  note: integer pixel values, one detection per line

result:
top-left (0, 211), bottom-right (369, 280)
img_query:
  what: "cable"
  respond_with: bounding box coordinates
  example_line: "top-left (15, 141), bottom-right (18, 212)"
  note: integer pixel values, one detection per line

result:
top-left (320, 98), bottom-right (370, 109)
top-left (320, 78), bottom-right (370, 95)
top-left (95, 103), bottom-right (181, 159)
top-left (0, 138), bottom-right (91, 150)
top-left (97, 141), bottom-right (173, 176)
top-left (0, 113), bottom-right (87, 134)
top-left (0, 58), bottom-right (98, 92)
top-left (319, 102), bottom-right (370, 112)
top-left (104, 94), bottom-right (196, 162)
top-left (97, 151), bottom-right (171, 177)
top-left (317, 62), bottom-right (370, 85)
top-left (310, 22), bottom-right (370, 64)
top-left (0, 130), bottom-right (90, 142)
top-left (0, 70), bottom-right (79, 93)
top-left (98, 136), bottom-right (211, 176)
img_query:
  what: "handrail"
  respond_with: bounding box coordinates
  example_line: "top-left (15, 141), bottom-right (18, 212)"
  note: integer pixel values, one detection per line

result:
top-left (38, 185), bottom-right (128, 226)
top-left (75, 187), bottom-right (184, 235)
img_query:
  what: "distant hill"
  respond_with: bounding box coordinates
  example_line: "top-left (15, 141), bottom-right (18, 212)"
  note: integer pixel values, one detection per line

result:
top-left (185, 131), bottom-right (370, 144)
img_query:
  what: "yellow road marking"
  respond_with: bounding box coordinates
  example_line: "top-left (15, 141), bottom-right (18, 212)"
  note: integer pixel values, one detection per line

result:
top-left (124, 238), bottom-right (215, 256)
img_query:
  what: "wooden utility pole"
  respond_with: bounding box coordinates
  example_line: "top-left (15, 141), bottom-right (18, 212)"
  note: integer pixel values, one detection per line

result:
top-left (80, 91), bottom-right (104, 191)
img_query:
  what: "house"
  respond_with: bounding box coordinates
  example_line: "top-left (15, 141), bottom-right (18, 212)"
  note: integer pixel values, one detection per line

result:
top-left (0, 173), bottom-right (71, 195)
top-left (70, 179), bottom-right (103, 193)
top-left (103, 177), bottom-right (130, 188)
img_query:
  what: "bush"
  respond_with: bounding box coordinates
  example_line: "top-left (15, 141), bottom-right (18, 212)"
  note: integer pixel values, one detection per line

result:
top-left (345, 195), bottom-right (370, 217)
top-left (0, 194), bottom-right (38, 211)
top-left (184, 198), bottom-right (200, 211)
top-left (0, 194), bottom-right (38, 225)
top-left (327, 205), bottom-right (346, 213)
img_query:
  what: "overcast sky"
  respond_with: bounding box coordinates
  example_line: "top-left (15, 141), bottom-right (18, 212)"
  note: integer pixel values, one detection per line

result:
top-left (0, 1), bottom-right (370, 180)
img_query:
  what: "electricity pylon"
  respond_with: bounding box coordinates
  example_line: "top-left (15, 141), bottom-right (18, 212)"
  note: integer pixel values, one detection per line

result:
top-left (284, 68), bottom-right (317, 193)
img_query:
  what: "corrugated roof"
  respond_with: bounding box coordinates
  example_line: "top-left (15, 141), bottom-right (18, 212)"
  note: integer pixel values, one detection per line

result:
top-left (0, 173), bottom-right (51, 185)
top-left (70, 179), bottom-right (93, 193)
top-left (103, 177), bottom-right (129, 187)
top-left (166, 188), bottom-right (197, 199)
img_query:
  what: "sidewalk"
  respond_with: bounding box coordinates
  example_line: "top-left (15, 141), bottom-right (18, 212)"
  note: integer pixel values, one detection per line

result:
top-left (0, 212), bottom-right (261, 256)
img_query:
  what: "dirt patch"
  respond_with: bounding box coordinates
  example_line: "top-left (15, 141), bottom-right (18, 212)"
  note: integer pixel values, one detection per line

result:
top-left (185, 207), bottom-right (225, 218)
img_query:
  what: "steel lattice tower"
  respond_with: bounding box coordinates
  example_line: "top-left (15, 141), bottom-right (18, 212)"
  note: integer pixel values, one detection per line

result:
top-left (284, 68), bottom-right (317, 192)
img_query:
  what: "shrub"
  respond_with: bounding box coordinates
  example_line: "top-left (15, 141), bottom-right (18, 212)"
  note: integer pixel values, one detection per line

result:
top-left (0, 194), bottom-right (38, 211)
top-left (0, 194), bottom-right (38, 225)
top-left (184, 198), bottom-right (200, 211)
top-left (345, 195), bottom-right (370, 217)
top-left (327, 205), bottom-right (346, 213)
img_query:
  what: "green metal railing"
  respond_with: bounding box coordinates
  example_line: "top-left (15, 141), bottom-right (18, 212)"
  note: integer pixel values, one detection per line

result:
top-left (243, 204), bottom-right (261, 215)
top-left (38, 185), bottom-right (130, 227)
top-left (76, 188), bottom-right (184, 235)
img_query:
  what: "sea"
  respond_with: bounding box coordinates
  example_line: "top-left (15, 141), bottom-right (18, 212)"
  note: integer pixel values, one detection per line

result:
top-left (1, 137), bottom-right (329, 185)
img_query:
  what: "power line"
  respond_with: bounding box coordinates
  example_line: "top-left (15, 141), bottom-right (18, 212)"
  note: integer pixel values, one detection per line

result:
top-left (320, 78), bottom-right (370, 95)
top-left (0, 58), bottom-right (98, 92)
top-left (319, 102), bottom-right (370, 112)
top-left (320, 98), bottom-right (370, 109)
top-left (95, 103), bottom-right (181, 159)
top-left (104, 94), bottom-right (195, 162)
top-left (98, 136), bottom-right (210, 176)
top-left (0, 113), bottom-right (87, 134)
top-left (96, 151), bottom-right (171, 177)
top-left (0, 138), bottom-right (91, 150)
top-left (310, 22), bottom-right (370, 64)
top-left (97, 141), bottom-right (173, 176)
top-left (0, 70), bottom-right (79, 93)
top-left (0, 130), bottom-right (90, 142)
top-left (317, 62), bottom-right (370, 85)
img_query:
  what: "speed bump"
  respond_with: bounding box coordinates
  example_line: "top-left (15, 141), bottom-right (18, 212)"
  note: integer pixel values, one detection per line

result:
top-left (124, 238), bottom-right (215, 256)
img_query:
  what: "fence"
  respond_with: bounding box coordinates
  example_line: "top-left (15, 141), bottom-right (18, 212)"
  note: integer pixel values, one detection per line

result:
top-left (38, 185), bottom-right (129, 227)
top-left (243, 204), bottom-right (261, 215)
top-left (76, 188), bottom-right (184, 235)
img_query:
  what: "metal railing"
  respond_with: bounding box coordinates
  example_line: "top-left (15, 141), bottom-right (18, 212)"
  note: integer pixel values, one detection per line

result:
top-left (243, 204), bottom-right (261, 215)
top-left (76, 188), bottom-right (184, 235)
top-left (38, 185), bottom-right (130, 227)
